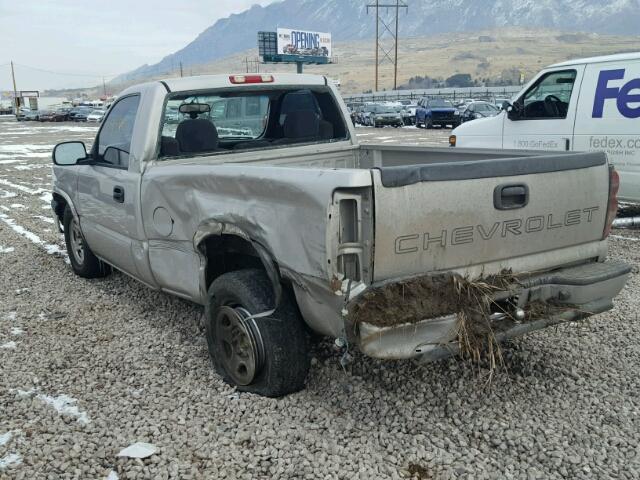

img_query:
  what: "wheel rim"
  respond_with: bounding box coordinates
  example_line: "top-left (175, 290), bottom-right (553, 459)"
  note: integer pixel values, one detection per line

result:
top-left (215, 306), bottom-right (264, 386)
top-left (69, 218), bottom-right (85, 264)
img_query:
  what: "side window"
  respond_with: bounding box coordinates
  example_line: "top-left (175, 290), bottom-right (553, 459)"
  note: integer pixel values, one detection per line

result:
top-left (246, 97), bottom-right (262, 116)
top-left (210, 101), bottom-right (226, 119)
top-left (519, 70), bottom-right (577, 119)
top-left (226, 98), bottom-right (242, 118)
top-left (97, 95), bottom-right (140, 168)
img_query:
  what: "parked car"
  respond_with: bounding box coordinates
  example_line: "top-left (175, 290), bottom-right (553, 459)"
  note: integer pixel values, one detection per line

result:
top-left (15, 107), bottom-right (31, 121)
top-left (38, 110), bottom-right (56, 122)
top-left (69, 106), bottom-right (92, 121)
top-left (460, 101), bottom-right (501, 123)
top-left (369, 103), bottom-right (403, 127)
top-left (24, 110), bottom-right (41, 121)
top-left (52, 108), bottom-right (72, 122)
top-left (50, 73), bottom-right (628, 397)
top-left (415, 98), bottom-right (460, 128)
top-left (87, 109), bottom-right (106, 123)
top-left (73, 107), bottom-right (92, 122)
top-left (401, 104), bottom-right (418, 125)
top-left (451, 52), bottom-right (640, 203)
top-left (358, 102), bottom-right (376, 126)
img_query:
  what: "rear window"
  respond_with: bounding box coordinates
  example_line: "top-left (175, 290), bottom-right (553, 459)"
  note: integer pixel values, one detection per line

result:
top-left (159, 87), bottom-right (349, 158)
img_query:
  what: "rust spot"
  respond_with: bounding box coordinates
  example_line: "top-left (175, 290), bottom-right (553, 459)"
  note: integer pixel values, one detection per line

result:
top-left (329, 275), bottom-right (343, 292)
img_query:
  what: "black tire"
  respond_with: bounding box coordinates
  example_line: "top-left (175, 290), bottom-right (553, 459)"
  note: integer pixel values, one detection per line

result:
top-left (426, 119), bottom-right (433, 129)
top-left (415, 116), bottom-right (423, 128)
top-left (63, 206), bottom-right (111, 278)
top-left (205, 269), bottom-right (310, 397)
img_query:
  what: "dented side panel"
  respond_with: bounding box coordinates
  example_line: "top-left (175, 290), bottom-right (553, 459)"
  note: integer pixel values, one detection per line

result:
top-left (140, 161), bottom-right (373, 306)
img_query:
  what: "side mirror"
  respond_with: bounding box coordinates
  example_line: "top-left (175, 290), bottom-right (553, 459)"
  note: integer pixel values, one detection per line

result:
top-left (506, 102), bottom-right (521, 121)
top-left (52, 141), bottom-right (87, 165)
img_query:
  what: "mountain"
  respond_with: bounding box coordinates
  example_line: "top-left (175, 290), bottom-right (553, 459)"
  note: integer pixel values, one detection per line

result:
top-left (115, 0), bottom-right (640, 83)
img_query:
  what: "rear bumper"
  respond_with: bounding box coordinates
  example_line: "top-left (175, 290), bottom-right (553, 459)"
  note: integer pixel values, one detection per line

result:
top-left (356, 260), bottom-right (630, 360)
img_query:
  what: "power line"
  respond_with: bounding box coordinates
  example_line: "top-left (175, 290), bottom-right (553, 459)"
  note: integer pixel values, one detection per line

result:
top-left (11, 63), bottom-right (120, 79)
top-left (366, 1), bottom-right (408, 91)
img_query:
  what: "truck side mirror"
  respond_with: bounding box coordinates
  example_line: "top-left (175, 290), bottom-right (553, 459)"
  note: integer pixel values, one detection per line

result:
top-left (52, 141), bottom-right (87, 165)
top-left (506, 102), bottom-right (521, 121)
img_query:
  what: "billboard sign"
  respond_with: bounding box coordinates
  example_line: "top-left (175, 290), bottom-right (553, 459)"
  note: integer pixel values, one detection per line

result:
top-left (277, 28), bottom-right (331, 58)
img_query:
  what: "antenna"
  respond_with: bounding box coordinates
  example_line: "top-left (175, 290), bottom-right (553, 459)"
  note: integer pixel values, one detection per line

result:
top-left (366, 0), bottom-right (407, 91)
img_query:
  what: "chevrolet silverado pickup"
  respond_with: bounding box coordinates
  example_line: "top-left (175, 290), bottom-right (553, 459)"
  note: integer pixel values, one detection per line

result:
top-left (50, 73), bottom-right (629, 397)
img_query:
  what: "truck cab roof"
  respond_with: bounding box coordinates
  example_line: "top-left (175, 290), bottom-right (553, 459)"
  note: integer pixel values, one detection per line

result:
top-left (160, 74), bottom-right (329, 93)
top-left (549, 52), bottom-right (640, 68)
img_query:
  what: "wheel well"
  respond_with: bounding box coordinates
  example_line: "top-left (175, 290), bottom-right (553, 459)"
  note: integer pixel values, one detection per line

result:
top-left (52, 193), bottom-right (67, 223)
top-left (201, 235), bottom-right (266, 291)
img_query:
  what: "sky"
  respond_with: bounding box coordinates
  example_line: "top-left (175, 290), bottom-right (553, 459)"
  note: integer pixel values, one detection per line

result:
top-left (0, 0), bottom-right (277, 92)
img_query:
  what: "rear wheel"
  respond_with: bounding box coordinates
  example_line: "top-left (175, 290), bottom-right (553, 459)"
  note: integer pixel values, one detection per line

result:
top-left (415, 116), bottom-right (423, 128)
top-left (205, 269), bottom-right (310, 397)
top-left (63, 206), bottom-right (111, 278)
top-left (426, 119), bottom-right (433, 129)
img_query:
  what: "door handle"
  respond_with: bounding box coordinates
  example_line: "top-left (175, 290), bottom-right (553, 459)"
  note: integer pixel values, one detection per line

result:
top-left (113, 185), bottom-right (125, 203)
top-left (494, 183), bottom-right (529, 210)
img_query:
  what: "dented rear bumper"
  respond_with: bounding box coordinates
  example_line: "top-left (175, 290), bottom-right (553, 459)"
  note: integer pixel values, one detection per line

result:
top-left (355, 260), bottom-right (630, 360)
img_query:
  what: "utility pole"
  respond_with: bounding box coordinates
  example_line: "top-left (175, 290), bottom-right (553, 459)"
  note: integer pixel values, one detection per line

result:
top-left (180, 62), bottom-right (184, 77)
top-left (366, 1), bottom-right (407, 91)
top-left (10, 61), bottom-right (19, 115)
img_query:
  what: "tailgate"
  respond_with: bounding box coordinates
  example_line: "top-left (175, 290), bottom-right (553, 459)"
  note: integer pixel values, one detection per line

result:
top-left (372, 152), bottom-right (610, 281)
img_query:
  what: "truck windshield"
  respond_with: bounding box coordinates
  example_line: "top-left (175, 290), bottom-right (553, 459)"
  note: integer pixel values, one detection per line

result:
top-left (374, 105), bottom-right (398, 114)
top-left (428, 99), bottom-right (453, 108)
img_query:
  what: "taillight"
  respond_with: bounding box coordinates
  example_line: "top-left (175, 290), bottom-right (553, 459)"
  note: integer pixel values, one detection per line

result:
top-left (229, 74), bottom-right (274, 84)
top-left (603, 167), bottom-right (619, 239)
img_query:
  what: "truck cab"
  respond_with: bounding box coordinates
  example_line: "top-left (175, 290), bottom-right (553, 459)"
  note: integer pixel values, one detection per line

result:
top-left (451, 53), bottom-right (640, 203)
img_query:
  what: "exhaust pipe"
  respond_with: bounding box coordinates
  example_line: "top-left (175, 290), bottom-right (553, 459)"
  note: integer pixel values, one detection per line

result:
top-left (613, 216), bottom-right (640, 228)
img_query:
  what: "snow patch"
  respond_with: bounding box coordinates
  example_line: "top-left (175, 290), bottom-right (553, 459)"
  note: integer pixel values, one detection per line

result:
top-left (0, 144), bottom-right (54, 154)
top-left (0, 453), bottom-right (22, 469)
top-left (9, 204), bottom-right (26, 209)
top-left (0, 246), bottom-right (14, 254)
top-left (3, 312), bottom-right (17, 321)
top-left (0, 213), bottom-right (67, 258)
top-left (106, 471), bottom-right (119, 480)
top-left (0, 160), bottom-right (22, 164)
top-left (14, 164), bottom-right (48, 171)
top-left (13, 389), bottom-right (91, 425)
top-left (0, 431), bottom-right (13, 447)
top-left (10, 327), bottom-right (24, 336)
top-left (32, 215), bottom-right (55, 224)
top-left (117, 442), bottom-right (157, 458)
top-left (0, 178), bottom-right (46, 195)
top-left (0, 189), bottom-right (17, 198)
top-left (0, 341), bottom-right (17, 349)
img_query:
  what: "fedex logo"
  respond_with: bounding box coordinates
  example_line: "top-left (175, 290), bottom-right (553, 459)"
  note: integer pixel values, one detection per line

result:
top-left (593, 69), bottom-right (640, 119)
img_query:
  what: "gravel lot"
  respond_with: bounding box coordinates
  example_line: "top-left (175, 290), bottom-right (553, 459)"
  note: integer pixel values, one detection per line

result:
top-left (0, 116), bottom-right (639, 479)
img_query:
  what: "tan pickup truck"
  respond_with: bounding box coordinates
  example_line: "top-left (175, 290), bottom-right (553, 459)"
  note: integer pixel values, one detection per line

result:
top-left (50, 73), bottom-right (629, 396)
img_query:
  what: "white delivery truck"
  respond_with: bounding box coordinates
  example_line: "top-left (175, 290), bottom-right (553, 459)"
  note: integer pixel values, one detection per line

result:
top-left (450, 53), bottom-right (640, 203)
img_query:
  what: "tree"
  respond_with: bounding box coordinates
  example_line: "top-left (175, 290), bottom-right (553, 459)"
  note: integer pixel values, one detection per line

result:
top-left (445, 73), bottom-right (473, 88)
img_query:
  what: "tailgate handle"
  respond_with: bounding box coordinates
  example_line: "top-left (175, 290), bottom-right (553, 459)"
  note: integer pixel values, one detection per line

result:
top-left (494, 183), bottom-right (529, 210)
top-left (113, 185), bottom-right (125, 203)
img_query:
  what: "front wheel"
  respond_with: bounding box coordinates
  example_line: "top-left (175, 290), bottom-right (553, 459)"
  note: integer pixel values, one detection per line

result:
top-left (205, 269), bottom-right (311, 397)
top-left (63, 206), bottom-right (111, 278)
